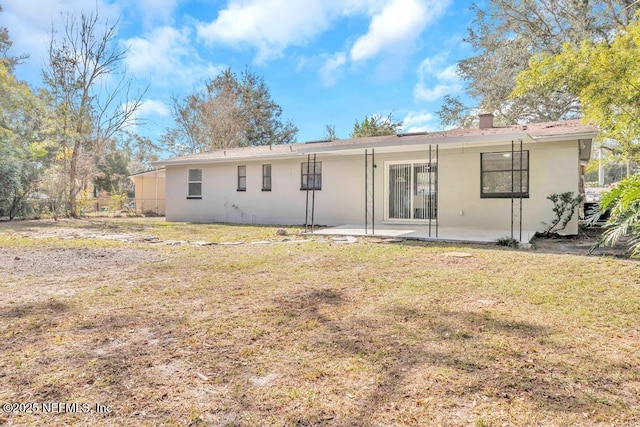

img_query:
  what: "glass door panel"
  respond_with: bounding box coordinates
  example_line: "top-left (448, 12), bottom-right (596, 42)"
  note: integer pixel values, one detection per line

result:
top-left (388, 164), bottom-right (411, 219)
top-left (388, 162), bottom-right (437, 220)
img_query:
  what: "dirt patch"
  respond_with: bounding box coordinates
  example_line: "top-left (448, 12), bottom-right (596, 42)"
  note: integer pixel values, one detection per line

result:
top-left (531, 227), bottom-right (633, 258)
top-left (0, 247), bottom-right (163, 280)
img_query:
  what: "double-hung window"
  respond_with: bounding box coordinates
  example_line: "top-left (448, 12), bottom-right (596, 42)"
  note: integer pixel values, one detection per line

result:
top-left (187, 169), bottom-right (202, 199)
top-left (301, 161), bottom-right (322, 190)
top-left (262, 164), bottom-right (272, 191)
top-left (237, 165), bottom-right (246, 191)
top-left (481, 151), bottom-right (529, 198)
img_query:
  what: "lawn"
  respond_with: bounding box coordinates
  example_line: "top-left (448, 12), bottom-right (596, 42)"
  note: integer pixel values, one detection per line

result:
top-left (0, 218), bottom-right (638, 426)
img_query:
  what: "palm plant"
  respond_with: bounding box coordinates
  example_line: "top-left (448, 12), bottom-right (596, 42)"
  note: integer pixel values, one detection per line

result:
top-left (593, 174), bottom-right (640, 256)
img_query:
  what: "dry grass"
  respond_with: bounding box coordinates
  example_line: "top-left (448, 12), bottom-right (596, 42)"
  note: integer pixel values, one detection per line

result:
top-left (0, 218), bottom-right (638, 426)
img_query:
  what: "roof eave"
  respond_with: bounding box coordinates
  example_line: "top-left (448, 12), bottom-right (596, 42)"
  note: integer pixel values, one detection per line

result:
top-left (152, 129), bottom-right (600, 166)
top-left (530, 131), bottom-right (599, 142)
top-left (155, 152), bottom-right (301, 167)
top-left (296, 132), bottom-right (535, 154)
top-left (127, 168), bottom-right (166, 178)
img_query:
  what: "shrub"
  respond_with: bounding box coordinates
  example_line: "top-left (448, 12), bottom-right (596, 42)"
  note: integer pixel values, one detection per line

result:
top-left (539, 192), bottom-right (583, 237)
top-left (593, 174), bottom-right (640, 256)
top-left (495, 236), bottom-right (520, 248)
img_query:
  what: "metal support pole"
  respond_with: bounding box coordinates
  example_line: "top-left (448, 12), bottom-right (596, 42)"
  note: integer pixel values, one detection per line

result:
top-left (436, 144), bottom-right (439, 238)
top-left (372, 149), bottom-right (375, 234)
top-left (154, 168), bottom-right (158, 216)
top-left (305, 154), bottom-right (310, 231)
top-left (510, 140), bottom-right (515, 240)
top-left (365, 149), bottom-right (368, 234)
top-left (428, 144), bottom-right (432, 238)
top-left (311, 153), bottom-right (316, 233)
top-left (519, 139), bottom-right (523, 242)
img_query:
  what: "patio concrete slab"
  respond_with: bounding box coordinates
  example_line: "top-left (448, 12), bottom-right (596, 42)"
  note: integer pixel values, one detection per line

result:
top-left (310, 224), bottom-right (537, 244)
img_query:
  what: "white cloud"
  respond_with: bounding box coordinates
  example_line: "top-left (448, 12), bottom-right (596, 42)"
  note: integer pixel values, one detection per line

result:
top-left (414, 84), bottom-right (459, 102)
top-left (124, 98), bottom-right (171, 133)
top-left (319, 52), bottom-right (347, 87)
top-left (123, 26), bottom-right (187, 75)
top-left (350, 0), bottom-right (449, 62)
top-left (413, 54), bottom-right (462, 102)
top-left (137, 99), bottom-right (171, 117)
top-left (196, 0), bottom-right (338, 64)
top-left (437, 64), bottom-right (459, 82)
top-left (400, 110), bottom-right (439, 133)
top-left (122, 26), bottom-right (223, 87)
top-left (127, 0), bottom-right (179, 26)
top-left (196, 0), bottom-right (449, 69)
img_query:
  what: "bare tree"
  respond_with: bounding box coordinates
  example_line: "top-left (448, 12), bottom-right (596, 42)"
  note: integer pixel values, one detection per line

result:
top-left (43, 9), bottom-right (144, 217)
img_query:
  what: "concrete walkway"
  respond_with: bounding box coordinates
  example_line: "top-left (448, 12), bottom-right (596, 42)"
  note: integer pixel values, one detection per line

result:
top-left (310, 224), bottom-right (537, 244)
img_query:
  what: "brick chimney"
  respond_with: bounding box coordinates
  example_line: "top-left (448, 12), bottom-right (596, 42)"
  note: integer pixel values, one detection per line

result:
top-left (479, 113), bottom-right (494, 129)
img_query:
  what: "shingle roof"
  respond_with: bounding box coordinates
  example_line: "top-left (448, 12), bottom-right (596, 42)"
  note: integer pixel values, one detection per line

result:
top-left (160, 143), bottom-right (297, 165)
top-left (157, 119), bottom-right (598, 166)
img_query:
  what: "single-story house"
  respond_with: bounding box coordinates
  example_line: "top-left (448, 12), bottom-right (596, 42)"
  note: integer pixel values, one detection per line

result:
top-left (128, 168), bottom-right (166, 215)
top-left (156, 115), bottom-right (597, 242)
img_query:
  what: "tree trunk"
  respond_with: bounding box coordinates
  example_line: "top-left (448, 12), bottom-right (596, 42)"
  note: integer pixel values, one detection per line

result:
top-left (68, 139), bottom-right (80, 218)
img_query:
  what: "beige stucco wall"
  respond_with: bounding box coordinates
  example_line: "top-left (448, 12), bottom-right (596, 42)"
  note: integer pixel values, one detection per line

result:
top-left (133, 174), bottom-right (166, 215)
top-left (165, 139), bottom-right (581, 234)
top-left (165, 157), bottom-right (365, 225)
top-left (434, 140), bottom-right (579, 234)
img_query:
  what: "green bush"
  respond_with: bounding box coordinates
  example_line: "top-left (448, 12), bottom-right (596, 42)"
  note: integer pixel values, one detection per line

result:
top-left (594, 174), bottom-right (640, 256)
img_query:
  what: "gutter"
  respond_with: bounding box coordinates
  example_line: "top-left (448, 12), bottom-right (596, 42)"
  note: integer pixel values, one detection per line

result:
top-left (530, 131), bottom-right (599, 142)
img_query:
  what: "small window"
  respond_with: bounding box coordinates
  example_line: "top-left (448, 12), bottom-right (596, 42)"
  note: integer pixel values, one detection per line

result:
top-left (237, 165), bottom-right (246, 191)
top-left (187, 169), bottom-right (202, 199)
top-left (262, 164), bottom-right (272, 191)
top-left (301, 161), bottom-right (322, 190)
top-left (481, 151), bottom-right (529, 198)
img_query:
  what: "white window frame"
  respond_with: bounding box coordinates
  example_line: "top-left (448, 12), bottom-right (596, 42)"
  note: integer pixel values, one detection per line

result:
top-left (187, 169), bottom-right (202, 199)
top-left (262, 164), bottom-right (272, 191)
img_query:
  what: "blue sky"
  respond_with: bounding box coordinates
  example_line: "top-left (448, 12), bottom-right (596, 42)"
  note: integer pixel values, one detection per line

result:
top-left (1, 0), bottom-right (479, 150)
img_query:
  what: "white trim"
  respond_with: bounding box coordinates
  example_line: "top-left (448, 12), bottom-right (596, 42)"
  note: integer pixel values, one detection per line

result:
top-left (187, 168), bottom-right (203, 198)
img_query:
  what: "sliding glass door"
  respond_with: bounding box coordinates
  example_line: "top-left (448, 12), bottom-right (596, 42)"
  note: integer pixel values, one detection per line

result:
top-left (387, 161), bottom-right (437, 221)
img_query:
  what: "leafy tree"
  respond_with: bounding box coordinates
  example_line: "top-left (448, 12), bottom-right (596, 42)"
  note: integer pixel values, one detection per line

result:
top-left (162, 68), bottom-right (298, 155)
top-left (43, 9), bottom-right (144, 217)
top-left (440, 0), bottom-right (639, 128)
top-left (513, 18), bottom-right (640, 170)
top-left (94, 151), bottom-right (130, 195)
top-left (323, 124), bottom-right (338, 141)
top-left (0, 5), bottom-right (27, 72)
top-left (0, 6), bottom-right (42, 219)
top-left (350, 113), bottom-right (402, 138)
top-left (437, 95), bottom-right (477, 129)
top-left (120, 132), bottom-right (160, 174)
top-left (0, 51), bottom-right (50, 219)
